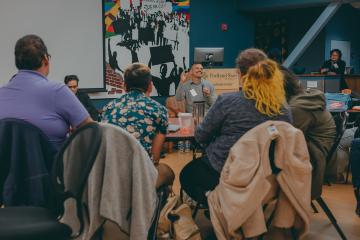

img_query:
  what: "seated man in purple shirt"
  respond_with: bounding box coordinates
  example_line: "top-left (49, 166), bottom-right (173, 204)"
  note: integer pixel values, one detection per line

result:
top-left (0, 34), bottom-right (92, 149)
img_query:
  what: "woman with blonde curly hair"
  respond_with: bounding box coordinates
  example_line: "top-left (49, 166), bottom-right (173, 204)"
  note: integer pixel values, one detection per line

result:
top-left (180, 48), bottom-right (292, 206)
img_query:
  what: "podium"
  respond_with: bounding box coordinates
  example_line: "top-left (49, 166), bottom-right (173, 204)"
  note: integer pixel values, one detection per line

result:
top-left (298, 74), bottom-right (360, 93)
top-left (298, 74), bottom-right (342, 93)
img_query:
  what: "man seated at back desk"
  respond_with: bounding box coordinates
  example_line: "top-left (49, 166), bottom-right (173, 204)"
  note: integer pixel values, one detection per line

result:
top-left (64, 75), bottom-right (99, 121)
top-left (320, 49), bottom-right (346, 75)
top-left (175, 63), bottom-right (217, 114)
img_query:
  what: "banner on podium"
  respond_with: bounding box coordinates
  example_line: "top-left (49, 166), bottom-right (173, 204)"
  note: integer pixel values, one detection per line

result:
top-left (203, 68), bottom-right (240, 95)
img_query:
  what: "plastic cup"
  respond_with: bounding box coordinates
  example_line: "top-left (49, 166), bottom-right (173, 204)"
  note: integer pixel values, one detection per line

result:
top-left (178, 113), bottom-right (193, 134)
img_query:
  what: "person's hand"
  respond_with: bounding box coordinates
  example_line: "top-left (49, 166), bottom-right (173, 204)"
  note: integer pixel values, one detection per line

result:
top-left (341, 89), bottom-right (352, 94)
top-left (180, 71), bottom-right (187, 83)
top-left (203, 87), bottom-right (210, 97)
top-left (320, 68), bottom-right (329, 74)
top-left (69, 126), bottom-right (75, 134)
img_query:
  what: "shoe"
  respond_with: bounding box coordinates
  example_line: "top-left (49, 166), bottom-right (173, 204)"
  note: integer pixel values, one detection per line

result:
top-left (336, 173), bottom-right (345, 184)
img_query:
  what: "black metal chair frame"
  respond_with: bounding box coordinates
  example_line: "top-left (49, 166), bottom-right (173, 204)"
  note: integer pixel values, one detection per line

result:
top-left (345, 118), bottom-right (360, 183)
top-left (311, 112), bottom-right (348, 240)
top-left (147, 185), bottom-right (169, 240)
top-left (52, 122), bottom-right (102, 237)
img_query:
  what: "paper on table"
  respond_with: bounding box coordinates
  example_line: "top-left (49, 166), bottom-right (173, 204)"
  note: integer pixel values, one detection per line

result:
top-left (168, 124), bottom-right (180, 132)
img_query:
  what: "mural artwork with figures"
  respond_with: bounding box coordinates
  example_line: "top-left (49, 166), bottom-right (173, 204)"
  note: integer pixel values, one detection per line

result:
top-left (104, 0), bottom-right (190, 96)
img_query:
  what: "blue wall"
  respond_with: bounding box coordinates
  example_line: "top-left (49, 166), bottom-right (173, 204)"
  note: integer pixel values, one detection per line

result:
top-left (189, 0), bottom-right (255, 68)
top-left (254, 7), bottom-right (326, 73)
top-left (236, 0), bottom-right (336, 12)
top-left (251, 4), bottom-right (360, 73)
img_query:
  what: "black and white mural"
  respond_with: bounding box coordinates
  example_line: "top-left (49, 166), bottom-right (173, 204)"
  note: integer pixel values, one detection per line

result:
top-left (104, 0), bottom-right (190, 96)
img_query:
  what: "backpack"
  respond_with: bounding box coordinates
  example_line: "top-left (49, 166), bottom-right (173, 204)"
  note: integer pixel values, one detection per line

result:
top-left (325, 93), bottom-right (352, 112)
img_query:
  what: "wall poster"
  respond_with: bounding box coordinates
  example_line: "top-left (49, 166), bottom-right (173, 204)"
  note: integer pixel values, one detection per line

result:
top-left (104, 0), bottom-right (190, 96)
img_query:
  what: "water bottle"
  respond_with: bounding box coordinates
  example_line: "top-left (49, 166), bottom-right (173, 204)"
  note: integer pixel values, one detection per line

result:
top-left (178, 141), bottom-right (184, 153)
top-left (193, 101), bottom-right (205, 127)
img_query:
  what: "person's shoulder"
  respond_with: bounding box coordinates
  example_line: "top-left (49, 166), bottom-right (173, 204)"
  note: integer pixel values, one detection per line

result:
top-left (202, 79), bottom-right (214, 86)
top-left (103, 97), bottom-right (121, 112)
top-left (322, 59), bottom-right (331, 65)
top-left (42, 81), bottom-right (75, 99)
top-left (44, 80), bottom-right (67, 92)
top-left (76, 90), bottom-right (89, 97)
top-left (76, 91), bottom-right (90, 100)
top-left (181, 80), bottom-right (191, 87)
top-left (219, 91), bottom-right (244, 101)
top-left (148, 97), bottom-right (167, 111)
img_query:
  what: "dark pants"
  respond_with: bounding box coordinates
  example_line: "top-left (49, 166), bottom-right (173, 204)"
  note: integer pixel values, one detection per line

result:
top-left (180, 157), bottom-right (220, 206)
top-left (350, 139), bottom-right (360, 188)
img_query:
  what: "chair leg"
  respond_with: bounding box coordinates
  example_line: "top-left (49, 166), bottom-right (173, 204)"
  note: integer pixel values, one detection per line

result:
top-left (325, 179), bottom-right (332, 186)
top-left (192, 202), bottom-right (200, 218)
top-left (147, 189), bottom-right (166, 240)
top-left (290, 227), bottom-right (298, 240)
top-left (257, 234), bottom-right (265, 240)
top-left (316, 197), bottom-right (347, 240)
top-left (311, 201), bottom-right (319, 213)
top-left (345, 162), bottom-right (351, 184)
top-left (266, 208), bottom-right (276, 228)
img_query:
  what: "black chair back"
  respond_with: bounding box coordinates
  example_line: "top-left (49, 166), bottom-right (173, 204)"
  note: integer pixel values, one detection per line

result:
top-left (269, 140), bottom-right (281, 175)
top-left (52, 122), bottom-right (102, 237)
top-left (0, 118), bottom-right (57, 207)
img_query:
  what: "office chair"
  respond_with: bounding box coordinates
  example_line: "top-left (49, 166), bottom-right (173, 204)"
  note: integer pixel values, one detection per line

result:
top-left (0, 122), bottom-right (102, 240)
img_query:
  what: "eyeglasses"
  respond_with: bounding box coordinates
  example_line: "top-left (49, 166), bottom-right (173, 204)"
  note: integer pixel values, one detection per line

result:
top-left (46, 53), bottom-right (51, 60)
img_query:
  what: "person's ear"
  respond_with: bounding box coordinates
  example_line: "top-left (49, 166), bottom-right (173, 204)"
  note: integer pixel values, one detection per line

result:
top-left (146, 81), bottom-right (153, 96)
top-left (43, 54), bottom-right (50, 67)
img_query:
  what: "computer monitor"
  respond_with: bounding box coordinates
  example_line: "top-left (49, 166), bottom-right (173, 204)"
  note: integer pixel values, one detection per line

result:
top-left (194, 47), bottom-right (224, 66)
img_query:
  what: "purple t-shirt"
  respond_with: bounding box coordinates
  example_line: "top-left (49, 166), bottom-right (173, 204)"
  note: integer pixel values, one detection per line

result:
top-left (0, 70), bottom-right (89, 149)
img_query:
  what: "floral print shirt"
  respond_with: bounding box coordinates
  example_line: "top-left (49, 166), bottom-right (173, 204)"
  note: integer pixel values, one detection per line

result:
top-left (102, 90), bottom-right (168, 156)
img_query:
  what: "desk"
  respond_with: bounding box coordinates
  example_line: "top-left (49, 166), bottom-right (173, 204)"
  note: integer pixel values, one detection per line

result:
top-left (166, 118), bottom-right (200, 159)
top-left (347, 109), bottom-right (360, 113)
top-left (298, 74), bottom-right (342, 93)
top-left (344, 75), bottom-right (360, 94)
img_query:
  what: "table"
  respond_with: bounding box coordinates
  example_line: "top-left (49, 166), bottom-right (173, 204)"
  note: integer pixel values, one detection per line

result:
top-left (330, 109), bottom-right (360, 129)
top-left (166, 118), bottom-right (199, 159)
top-left (166, 118), bottom-right (195, 141)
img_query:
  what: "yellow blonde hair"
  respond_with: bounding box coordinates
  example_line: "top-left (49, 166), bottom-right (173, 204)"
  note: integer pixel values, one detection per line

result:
top-left (242, 59), bottom-right (285, 116)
